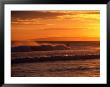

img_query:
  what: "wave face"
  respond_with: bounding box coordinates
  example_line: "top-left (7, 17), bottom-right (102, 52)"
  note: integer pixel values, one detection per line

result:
top-left (12, 41), bottom-right (100, 52)
top-left (11, 44), bottom-right (70, 52)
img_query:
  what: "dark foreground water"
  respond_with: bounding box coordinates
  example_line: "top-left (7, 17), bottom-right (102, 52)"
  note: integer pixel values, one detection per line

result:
top-left (12, 58), bottom-right (100, 77)
top-left (11, 41), bottom-right (100, 77)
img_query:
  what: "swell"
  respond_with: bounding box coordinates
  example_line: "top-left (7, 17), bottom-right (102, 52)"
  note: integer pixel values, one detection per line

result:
top-left (48, 66), bottom-right (100, 72)
top-left (11, 41), bottom-right (100, 52)
top-left (11, 45), bottom-right (70, 52)
top-left (11, 54), bottom-right (100, 64)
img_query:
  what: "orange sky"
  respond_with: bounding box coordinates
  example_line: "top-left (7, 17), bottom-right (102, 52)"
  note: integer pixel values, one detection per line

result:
top-left (11, 10), bottom-right (100, 41)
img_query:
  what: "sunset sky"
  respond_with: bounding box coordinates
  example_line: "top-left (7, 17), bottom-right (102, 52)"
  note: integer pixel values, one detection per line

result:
top-left (11, 10), bottom-right (100, 41)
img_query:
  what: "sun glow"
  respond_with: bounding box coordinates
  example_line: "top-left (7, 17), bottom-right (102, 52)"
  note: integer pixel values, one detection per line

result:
top-left (11, 10), bottom-right (100, 41)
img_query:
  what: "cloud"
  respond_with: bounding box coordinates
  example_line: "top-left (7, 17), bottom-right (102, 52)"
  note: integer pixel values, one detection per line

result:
top-left (40, 27), bottom-right (88, 31)
top-left (11, 11), bottom-right (67, 21)
top-left (11, 10), bottom-right (99, 20)
top-left (11, 10), bottom-right (100, 25)
top-left (82, 11), bottom-right (100, 14)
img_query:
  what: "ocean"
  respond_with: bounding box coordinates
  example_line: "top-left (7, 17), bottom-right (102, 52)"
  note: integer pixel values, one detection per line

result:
top-left (11, 41), bottom-right (100, 77)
